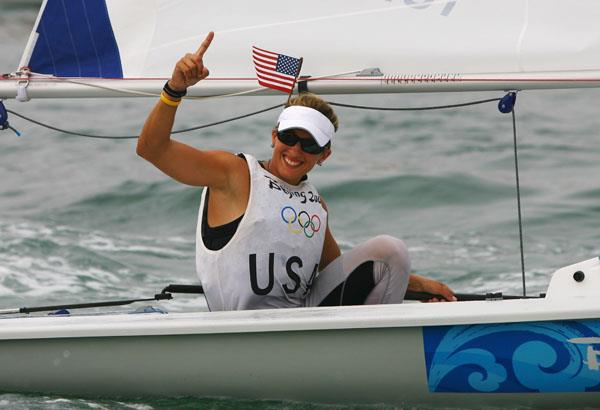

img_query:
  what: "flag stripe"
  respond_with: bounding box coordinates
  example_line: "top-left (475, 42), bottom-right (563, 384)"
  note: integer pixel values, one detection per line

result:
top-left (252, 50), bottom-right (278, 64)
top-left (254, 64), bottom-right (295, 79)
top-left (257, 80), bottom-right (294, 93)
top-left (255, 67), bottom-right (295, 84)
top-left (252, 46), bottom-right (278, 58)
top-left (252, 58), bottom-right (278, 71)
top-left (255, 73), bottom-right (295, 87)
top-left (253, 53), bottom-right (277, 64)
top-left (256, 77), bottom-right (295, 89)
top-left (256, 76), bottom-right (295, 89)
top-left (253, 49), bottom-right (278, 62)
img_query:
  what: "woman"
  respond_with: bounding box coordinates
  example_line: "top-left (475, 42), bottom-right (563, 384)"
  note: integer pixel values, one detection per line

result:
top-left (137, 32), bottom-right (456, 310)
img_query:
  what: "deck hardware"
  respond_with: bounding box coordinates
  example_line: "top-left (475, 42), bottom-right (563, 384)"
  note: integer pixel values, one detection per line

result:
top-left (573, 271), bottom-right (585, 282)
top-left (0, 101), bottom-right (20, 136)
top-left (16, 80), bottom-right (30, 102)
top-left (298, 76), bottom-right (310, 93)
top-left (357, 67), bottom-right (383, 77)
top-left (14, 68), bottom-right (31, 102)
top-left (498, 92), bottom-right (517, 113)
top-left (485, 292), bottom-right (503, 301)
top-left (49, 309), bottom-right (70, 315)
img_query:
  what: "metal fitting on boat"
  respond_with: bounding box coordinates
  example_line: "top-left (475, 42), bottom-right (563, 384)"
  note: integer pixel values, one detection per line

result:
top-left (498, 92), bottom-right (517, 113)
top-left (357, 68), bottom-right (383, 77)
top-left (14, 68), bottom-right (31, 102)
top-left (485, 292), bottom-right (503, 301)
top-left (0, 101), bottom-right (20, 136)
top-left (573, 271), bottom-right (585, 282)
top-left (16, 80), bottom-right (30, 102)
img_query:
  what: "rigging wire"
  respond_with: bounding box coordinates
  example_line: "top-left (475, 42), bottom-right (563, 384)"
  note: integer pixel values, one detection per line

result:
top-left (172, 103), bottom-right (283, 134)
top-left (327, 97), bottom-right (501, 111)
top-left (511, 106), bottom-right (527, 297)
top-left (498, 91), bottom-right (527, 297)
top-left (6, 103), bottom-right (284, 139)
top-left (4, 96), bottom-right (502, 139)
top-left (59, 77), bottom-right (268, 99)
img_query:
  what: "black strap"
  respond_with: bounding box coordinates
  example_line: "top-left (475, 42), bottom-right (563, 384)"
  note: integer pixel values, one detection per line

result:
top-left (161, 284), bottom-right (204, 294)
top-left (163, 81), bottom-right (187, 98)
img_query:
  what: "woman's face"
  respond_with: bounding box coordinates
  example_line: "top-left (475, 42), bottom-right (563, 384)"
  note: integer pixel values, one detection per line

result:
top-left (270, 128), bottom-right (330, 185)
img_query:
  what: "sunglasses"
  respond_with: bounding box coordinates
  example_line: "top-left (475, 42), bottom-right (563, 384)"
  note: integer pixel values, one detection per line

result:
top-left (276, 130), bottom-right (327, 154)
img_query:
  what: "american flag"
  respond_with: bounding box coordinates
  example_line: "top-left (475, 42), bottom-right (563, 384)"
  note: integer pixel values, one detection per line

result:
top-left (252, 46), bottom-right (302, 93)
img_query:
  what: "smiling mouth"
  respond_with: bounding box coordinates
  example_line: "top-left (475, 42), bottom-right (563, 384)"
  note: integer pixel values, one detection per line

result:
top-left (283, 155), bottom-right (302, 167)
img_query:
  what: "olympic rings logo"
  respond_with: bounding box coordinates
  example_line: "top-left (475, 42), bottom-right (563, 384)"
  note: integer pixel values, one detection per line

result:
top-left (280, 206), bottom-right (321, 238)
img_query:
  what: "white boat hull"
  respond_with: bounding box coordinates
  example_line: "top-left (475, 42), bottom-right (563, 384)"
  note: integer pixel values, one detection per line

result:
top-left (2, 297), bottom-right (600, 406)
top-left (1, 249), bottom-right (600, 406)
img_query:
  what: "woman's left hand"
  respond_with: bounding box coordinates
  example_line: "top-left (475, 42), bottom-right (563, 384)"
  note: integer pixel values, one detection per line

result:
top-left (408, 274), bottom-right (457, 302)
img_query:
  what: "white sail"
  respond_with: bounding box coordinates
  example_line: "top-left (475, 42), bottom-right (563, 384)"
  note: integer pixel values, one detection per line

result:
top-left (2, 0), bottom-right (600, 99)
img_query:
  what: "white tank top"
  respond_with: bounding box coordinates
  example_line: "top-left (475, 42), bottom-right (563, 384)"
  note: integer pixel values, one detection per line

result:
top-left (195, 154), bottom-right (327, 311)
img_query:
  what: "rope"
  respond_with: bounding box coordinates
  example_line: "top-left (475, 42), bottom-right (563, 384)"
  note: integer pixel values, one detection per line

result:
top-left (511, 107), bottom-right (527, 296)
top-left (7, 109), bottom-right (134, 139)
top-left (327, 97), bottom-right (501, 111)
top-left (6, 104), bottom-right (283, 139)
top-left (172, 103), bottom-right (282, 134)
top-left (60, 77), bottom-right (267, 99)
top-left (5, 96), bottom-right (502, 139)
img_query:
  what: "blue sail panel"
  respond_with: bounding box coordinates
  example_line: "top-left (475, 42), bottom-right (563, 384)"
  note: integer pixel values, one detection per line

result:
top-left (28, 0), bottom-right (123, 78)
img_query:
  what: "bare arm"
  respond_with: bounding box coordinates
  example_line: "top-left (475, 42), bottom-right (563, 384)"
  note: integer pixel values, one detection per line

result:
top-left (407, 274), bottom-right (457, 302)
top-left (319, 199), bottom-right (341, 270)
top-left (136, 31), bottom-right (245, 190)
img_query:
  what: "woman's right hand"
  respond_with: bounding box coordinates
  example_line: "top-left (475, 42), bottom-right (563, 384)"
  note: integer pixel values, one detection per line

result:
top-left (168, 31), bottom-right (214, 92)
top-left (408, 274), bottom-right (457, 302)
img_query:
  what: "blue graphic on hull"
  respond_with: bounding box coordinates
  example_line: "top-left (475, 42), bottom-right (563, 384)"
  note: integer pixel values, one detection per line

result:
top-left (423, 320), bottom-right (600, 393)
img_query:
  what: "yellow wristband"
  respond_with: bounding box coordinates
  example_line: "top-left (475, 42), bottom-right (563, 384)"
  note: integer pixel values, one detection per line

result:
top-left (160, 91), bottom-right (181, 107)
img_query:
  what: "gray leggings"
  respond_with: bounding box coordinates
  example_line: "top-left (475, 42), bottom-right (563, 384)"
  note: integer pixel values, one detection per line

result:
top-left (305, 235), bottom-right (411, 307)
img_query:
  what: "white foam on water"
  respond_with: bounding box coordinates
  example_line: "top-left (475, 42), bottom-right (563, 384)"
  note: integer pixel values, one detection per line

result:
top-left (166, 235), bottom-right (194, 244)
top-left (4, 221), bottom-right (54, 238)
top-left (0, 268), bottom-right (16, 296)
top-left (0, 221), bottom-right (152, 300)
top-left (79, 231), bottom-right (190, 257)
top-left (44, 398), bottom-right (73, 404)
top-left (116, 403), bottom-right (154, 410)
top-left (468, 268), bottom-right (553, 295)
top-left (79, 400), bottom-right (111, 410)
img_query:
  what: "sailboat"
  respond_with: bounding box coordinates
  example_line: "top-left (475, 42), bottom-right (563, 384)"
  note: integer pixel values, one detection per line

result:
top-left (1, 0), bottom-right (600, 406)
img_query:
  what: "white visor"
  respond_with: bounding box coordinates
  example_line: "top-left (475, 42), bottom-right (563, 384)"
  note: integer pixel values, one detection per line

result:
top-left (277, 106), bottom-right (335, 147)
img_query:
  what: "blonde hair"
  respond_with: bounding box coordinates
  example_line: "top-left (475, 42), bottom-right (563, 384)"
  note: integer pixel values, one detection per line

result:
top-left (285, 93), bottom-right (339, 132)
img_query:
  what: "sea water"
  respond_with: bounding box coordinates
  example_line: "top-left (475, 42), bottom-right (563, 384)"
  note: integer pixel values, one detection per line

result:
top-left (2, 6), bottom-right (600, 410)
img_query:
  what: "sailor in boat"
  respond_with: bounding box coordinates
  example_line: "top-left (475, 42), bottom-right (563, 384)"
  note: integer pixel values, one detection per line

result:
top-left (137, 32), bottom-right (456, 310)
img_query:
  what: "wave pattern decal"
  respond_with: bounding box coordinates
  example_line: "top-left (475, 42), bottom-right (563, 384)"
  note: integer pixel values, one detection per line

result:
top-left (423, 320), bottom-right (600, 393)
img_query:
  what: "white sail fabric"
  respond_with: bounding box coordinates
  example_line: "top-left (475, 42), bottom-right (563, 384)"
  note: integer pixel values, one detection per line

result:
top-left (106, 0), bottom-right (600, 78)
top-left (3, 0), bottom-right (600, 98)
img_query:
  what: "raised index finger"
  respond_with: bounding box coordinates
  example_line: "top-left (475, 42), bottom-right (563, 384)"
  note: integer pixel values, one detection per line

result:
top-left (195, 31), bottom-right (214, 57)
